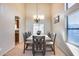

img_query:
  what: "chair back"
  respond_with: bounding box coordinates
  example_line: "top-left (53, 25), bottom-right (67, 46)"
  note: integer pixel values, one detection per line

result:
top-left (51, 33), bottom-right (56, 45)
top-left (25, 32), bottom-right (29, 38)
top-left (33, 36), bottom-right (45, 44)
top-left (47, 32), bottom-right (51, 38)
top-left (32, 36), bottom-right (45, 50)
top-left (23, 32), bottom-right (28, 42)
top-left (28, 32), bottom-right (31, 37)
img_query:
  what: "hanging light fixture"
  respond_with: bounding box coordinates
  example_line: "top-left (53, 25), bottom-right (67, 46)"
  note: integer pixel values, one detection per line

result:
top-left (33, 4), bottom-right (40, 23)
top-left (33, 4), bottom-right (45, 23)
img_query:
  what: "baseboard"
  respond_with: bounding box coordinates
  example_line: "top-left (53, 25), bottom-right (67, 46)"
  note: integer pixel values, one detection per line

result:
top-left (0, 45), bottom-right (15, 56)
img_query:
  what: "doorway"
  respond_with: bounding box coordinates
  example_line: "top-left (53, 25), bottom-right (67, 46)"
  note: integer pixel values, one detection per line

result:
top-left (15, 16), bottom-right (20, 45)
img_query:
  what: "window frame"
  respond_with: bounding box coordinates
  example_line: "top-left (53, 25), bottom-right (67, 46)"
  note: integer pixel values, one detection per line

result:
top-left (66, 3), bottom-right (79, 47)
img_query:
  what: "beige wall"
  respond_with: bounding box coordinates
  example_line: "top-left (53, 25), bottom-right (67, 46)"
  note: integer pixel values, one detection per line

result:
top-left (25, 4), bottom-right (52, 34)
top-left (51, 4), bottom-right (74, 55)
top-left (51, 3), bottom-right (66, 41)
top-left (0, 3), bottom-right (26, 55)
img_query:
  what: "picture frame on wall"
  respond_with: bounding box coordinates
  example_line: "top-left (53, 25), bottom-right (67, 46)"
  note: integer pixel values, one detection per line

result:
top-left (54, 15), bottom-right (60, 24)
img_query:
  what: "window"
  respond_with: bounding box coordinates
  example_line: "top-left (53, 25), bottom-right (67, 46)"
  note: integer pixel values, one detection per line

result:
top-left (68, 10), bottom-right (79, 46)
top-left (66, 3), bottom-right (79, 46)
top-left (33, 23), bottom-right (44, 35)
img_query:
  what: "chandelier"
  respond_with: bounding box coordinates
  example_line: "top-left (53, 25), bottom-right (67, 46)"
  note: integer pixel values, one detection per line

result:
top-left (33, 4), bottom-right (45, 23)
top-left (33, 4), bottom-right (39, 23)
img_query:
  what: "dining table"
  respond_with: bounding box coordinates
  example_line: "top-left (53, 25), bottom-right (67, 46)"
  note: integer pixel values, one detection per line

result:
top-left (27, 34), bottom-right (51, 41)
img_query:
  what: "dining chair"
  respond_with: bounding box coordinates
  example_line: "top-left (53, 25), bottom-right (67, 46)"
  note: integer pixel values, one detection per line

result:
top-left (23, 32), bottom-right (32, 53)
top-left (28, 32), bottom-right (31, 37)
top-left (46, 33), bottom-right (56, 55)
top-left (47, 32), bottom-right (51, 38)
top-left (32, 36), bottom-right (46, 56)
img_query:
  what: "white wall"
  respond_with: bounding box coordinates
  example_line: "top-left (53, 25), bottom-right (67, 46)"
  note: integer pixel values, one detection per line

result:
top-left (25, 4), bottom-right (52, 34)
top-left (51, 4), bottom-right (74, 55)
top-left (0, 3), bottom-right (26, 55)
top-left (51, 3), bottom-right (66, 41)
